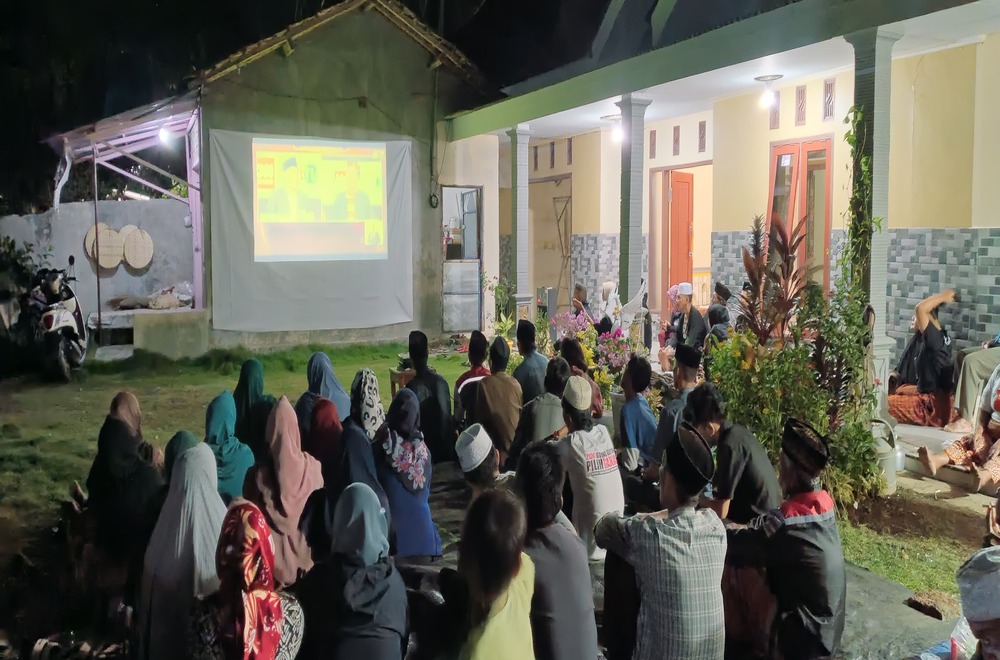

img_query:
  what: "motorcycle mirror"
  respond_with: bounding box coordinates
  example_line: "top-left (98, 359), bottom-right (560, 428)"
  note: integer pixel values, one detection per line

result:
top-left (68, 255), bottom-right (75, 266)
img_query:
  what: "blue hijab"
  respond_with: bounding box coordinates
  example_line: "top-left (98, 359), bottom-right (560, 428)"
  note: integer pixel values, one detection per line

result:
top-left (204, 390), bottom-right (255, 504)
top-left (295, 353), bottom-right (351, 438)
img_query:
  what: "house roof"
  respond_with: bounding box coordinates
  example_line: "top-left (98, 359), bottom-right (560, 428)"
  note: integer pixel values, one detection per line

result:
top-left (192, 0), bottom-right (491, 94)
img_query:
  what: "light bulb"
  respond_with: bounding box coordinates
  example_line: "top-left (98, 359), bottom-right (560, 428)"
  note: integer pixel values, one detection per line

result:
top-left (158, 127), bottom-right (172, 144)
top-left (759, 88), bottom-right (776, 109)
top-left (612, 126), bottom-right (623, 143)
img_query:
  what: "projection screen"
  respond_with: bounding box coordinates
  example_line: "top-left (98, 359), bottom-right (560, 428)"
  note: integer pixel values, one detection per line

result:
top-left (209, 129), bottom-right (413, 332)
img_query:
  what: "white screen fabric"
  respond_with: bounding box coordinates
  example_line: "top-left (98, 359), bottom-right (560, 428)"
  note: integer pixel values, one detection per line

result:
top-left (209, 129), bottom-right (413, 332)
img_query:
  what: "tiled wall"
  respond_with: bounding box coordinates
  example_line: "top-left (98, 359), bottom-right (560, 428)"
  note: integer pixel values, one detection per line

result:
top-left (499, 234), bottom-right (511, 284)
top-left (570, 233), bottom-right (649, 304)
top-left (711, 228), bottom-right (1000, 363)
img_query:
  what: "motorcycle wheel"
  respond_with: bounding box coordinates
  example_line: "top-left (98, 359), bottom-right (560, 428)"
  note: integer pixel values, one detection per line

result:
top-left (53, 338), bottom-right (71, 382)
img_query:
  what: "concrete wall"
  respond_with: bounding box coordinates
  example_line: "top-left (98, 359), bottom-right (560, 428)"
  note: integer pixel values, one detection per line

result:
top-left (0, 199), bottom-right (192, 318)
top-left (200, 9), bottom-right (482, 348)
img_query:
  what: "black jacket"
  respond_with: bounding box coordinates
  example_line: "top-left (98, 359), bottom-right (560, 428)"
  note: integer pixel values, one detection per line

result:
top-left (407, 369), bottom-right (456, 463)
top-left (671, 308), bottom-right (708, 351)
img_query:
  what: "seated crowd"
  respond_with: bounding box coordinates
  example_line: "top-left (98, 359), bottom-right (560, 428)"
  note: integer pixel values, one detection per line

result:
top-left (71, 319), bottom-right (1000, 660)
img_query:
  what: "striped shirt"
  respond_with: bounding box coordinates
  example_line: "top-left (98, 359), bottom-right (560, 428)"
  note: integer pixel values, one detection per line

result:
top-left (596, 505), bottom-right (727, 660)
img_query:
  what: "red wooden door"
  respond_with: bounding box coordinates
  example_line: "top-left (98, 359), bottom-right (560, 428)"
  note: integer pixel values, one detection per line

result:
top-left (667, 170), bottom-right (693, 298)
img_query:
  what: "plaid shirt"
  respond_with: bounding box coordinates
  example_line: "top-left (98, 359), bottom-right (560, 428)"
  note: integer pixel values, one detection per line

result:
top-left (596, 505), bottom-right (727, 660)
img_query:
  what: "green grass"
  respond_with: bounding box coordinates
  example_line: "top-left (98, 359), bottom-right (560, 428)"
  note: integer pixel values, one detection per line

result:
top-left (0, 343), bottom-right (468, 565)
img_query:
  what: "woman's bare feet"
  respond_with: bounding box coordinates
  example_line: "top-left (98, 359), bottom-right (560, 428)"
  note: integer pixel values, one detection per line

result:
top-left (918, 446), bottom-right (947, 477)
top-left (944, 418), bottom-right (973, 434)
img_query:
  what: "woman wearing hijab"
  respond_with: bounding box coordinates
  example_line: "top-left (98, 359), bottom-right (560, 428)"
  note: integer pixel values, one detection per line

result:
top-left (295, 352), bottom-right (352, 437)
top-left (349, 368), bottom-right (387, 441)
top-left (190, 500), bottom-right (304, 660)
top-left (234, 359), bottom-right (277, 459)
top-left (164, 431), bottom-right (200, 484)
top-left (243, 397), bottom-right (324, 587)
top-left (560, 338), bottom-right (604, 418)
top-left (206, 391), bottom-right (256, 504)
top-left (138, 444), bottom-right (226, 660)
top-left (294, 483), bottom-right (408, 660)
top-left (299, 398), bottom-right (344, 556)
top-left (374, 389), bottom-right (441, 562)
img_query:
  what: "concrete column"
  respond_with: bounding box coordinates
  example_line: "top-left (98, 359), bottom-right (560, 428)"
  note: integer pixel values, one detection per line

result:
top-left (616, 94), bottom-right (652, 303)
top-left (506, 124), bottom-right (534, 321)
top-left (847, 28), bottom-right (900, 410)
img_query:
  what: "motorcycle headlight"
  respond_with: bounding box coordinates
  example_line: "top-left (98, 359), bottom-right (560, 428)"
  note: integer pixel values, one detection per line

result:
top-left (42, 315), bottom-right (55, 331)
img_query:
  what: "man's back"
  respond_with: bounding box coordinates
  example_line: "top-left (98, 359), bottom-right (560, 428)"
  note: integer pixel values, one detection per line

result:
top-left (714, 423), bottom-right (782, 524)
top-left (514, 351), bottom-right (548, 405)
top-left (524, 523), bottom-right (599, 660)
top-left (474, 372), bottom-right (522, 457)
top-left (509, 393), bottom-right (565, 468)
top-left (406, 369), bottom-right (455, 464)
top-left (559, 425), bottom-right (625, 558)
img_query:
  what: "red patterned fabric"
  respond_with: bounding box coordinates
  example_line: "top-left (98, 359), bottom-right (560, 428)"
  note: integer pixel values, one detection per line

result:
top-left (887, 385), bottom-right (959, 427)
top-left (944, 420), bottom-right (1000, 483)
top-left (216, 500), bottom-right (284, 660)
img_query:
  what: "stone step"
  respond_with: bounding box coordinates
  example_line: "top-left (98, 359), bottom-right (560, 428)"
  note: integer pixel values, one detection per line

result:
top-left (92, 344), bottom-right (134, 362)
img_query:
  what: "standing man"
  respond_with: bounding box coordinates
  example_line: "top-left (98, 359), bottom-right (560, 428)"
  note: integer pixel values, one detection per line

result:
top-left (513, 319), bottom-right (549, 405)
top-left (406, 331), bottom-right (456, 464)
top-left (669, 282), bottom-right (708, 351)
top-left (474, 337), bottom-right (523, 464)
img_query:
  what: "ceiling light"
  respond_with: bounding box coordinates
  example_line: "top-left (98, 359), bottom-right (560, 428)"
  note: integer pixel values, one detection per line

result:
top-left (755, 74), bottom-right (783, 109)
top-left (601, 114), bottom-right (624, 144)
top-left (158, 127), bottom-right (172, 144)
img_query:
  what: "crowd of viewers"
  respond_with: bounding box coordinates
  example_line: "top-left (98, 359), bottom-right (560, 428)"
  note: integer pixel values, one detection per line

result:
top-left (71, 315), bottom-right (1000, 660)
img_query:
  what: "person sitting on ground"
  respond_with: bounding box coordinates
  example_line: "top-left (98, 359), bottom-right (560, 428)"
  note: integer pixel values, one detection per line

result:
top-left (618, 354), bottom-right (658, 474)
top-left (373, 389), bottom-right (442, 563)
top-left (667, 282), bottom-right (708, 352)
top-left (406, 331), bottom-right (457, 464)
top-left (572, 282), bottom-right (596, 325)
top-left (507, 357), bottom-right (571, 470)
top-left (85, 392), bottom-right (165, 592)
top-left (205, 391), bottom-right (255, 505)
top-left (294, 483), bottom-right (408, 660)
top-left (558, 375), bottom-right (625, 559)
top-left (920, 362), bottom-right (1000, 493)
top-left (947, 333), bottom-right (1000, 433)
top-left (295, 353), bottom-right (352, 438)
top-left (233, 358), bottom-right (277, 460)
top-left (888, 289), bottom-right (960, 427)
top-left (596, 422), bottom-right (726, 660)
top-left (513, 319), bottom-right (549, 405)
top-left (474, 337), bottom-right (523, 465)
top-left (457, 488), bottom-right (536, 660)
top-left (889, 315), bottom-right (924, 393)
top-left (243, 396), bottom-right (324, 587)
top-left (517, 441), bottom-right (599, 660)
top-left (189, 500), bottom-right (305, 660)
top-left (138, 443), bottom-right (226, 660)
top-left (726, 418), bottom-right (847, 659)
top-left (455, 330), bottom-right (490, 428)
top-left (560, 336), bottom-right (604, 417)
top-left (685, 383), bottom-right (781, 523)
top-left (627, 344), bottom-right (703, 513)
top-left (706, 304), bottom-right (731, 347)
top-left (956, 546), bottom-right (1000, 660)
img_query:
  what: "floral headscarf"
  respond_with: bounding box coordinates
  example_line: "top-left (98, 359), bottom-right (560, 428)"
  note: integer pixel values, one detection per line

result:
top-left (216, 500), bottom-right (284, 660)
top-left (350, 368), bottom-right (386, 441)
top-left (375, 389), bottom-right (429, 493)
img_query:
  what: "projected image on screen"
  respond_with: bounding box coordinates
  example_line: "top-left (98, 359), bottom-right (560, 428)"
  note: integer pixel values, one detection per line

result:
top-left (252, 138), bottom-right (389, 262)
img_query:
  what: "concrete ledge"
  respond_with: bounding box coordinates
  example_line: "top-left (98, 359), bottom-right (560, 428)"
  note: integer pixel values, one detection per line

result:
top-left (895, 423), bottom-right (998, 496)
top-left (134, 309), bottom-right (210, 360)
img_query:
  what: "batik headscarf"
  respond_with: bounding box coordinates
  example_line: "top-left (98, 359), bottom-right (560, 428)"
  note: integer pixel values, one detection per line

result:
top-left (109, 391), bottom-right (143, 439)
top-left (206, 391), bottom-right (255, 504)
top-left (303, 398), bottom-right (342, 471)
top-left (330, 483), bottom-right (390, 567)
top-left (215, 500), bottom-right (285, 660)
top-left (234, 359), bottom-right (266, 443)
top-left (139, 443), bottom-right (226, 660)
top-left (295, 353), bottom-right (351, 438)
top-left (375, 389), bottom-right (430, 493)
top-left (350, 368), bottom-right (386, 441)
top-left (164, 431), bottom-right (200, 485)
top-left (245, 396), bottom-right (324, 586)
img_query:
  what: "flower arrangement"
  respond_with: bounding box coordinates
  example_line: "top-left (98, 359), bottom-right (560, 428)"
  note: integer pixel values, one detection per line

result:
top-left (595, 328), bottom-right (630, 383)
top-left (550, 311), bottom-right (591, 342)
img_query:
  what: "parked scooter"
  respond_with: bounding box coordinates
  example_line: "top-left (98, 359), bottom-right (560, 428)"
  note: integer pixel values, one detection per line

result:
top-left (23, 256), bottom-right (87, 380)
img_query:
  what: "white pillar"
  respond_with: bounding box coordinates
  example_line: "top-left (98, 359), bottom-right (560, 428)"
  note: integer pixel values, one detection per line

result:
top-left (846, 28), bottom-right (900, 412)
top-left (507, 124), bottom-right (534, 321)
top-left (616, 94), bottom-right (651, 303)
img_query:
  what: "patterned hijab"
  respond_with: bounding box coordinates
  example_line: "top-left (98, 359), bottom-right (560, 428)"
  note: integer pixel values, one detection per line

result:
top-left (216, 500), bottom-right (285, 660)
top-left (110, 391), bottom-right (142, 439)
top-left (303, 398), bottom-right (342, 471)
top-left (375, 389), bottom-right (430, 493)
top-left (206, 391), bottom-right (256, 504)
top-left (350, 368), bottom-right (385, 441)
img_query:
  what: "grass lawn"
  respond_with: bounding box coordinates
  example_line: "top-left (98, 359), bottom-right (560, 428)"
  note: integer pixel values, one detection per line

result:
top-left (0, 343), bottom-right (984, 601)
top-left (0, 343), bottom-right (468, 567)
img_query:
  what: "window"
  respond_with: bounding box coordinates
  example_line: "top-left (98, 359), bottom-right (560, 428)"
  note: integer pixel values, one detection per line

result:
top-left (567, 137), bottom-right (573, 165)
top-left (650, 130), bottom-right (657, 159)
top-left (795, 86), bottom-right (806, 126)
top-left (672, 125), bottom-right (680, 156)
top-left (698, 121), bottom-right (707, 153)
top-left (770, 92), bottom-right (781, 130)
top-left (823, 79), bottom-right (836, 121)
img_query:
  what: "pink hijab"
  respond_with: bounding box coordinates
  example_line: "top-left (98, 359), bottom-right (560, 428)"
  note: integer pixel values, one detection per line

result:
top-left (244, 396), bottom-right (323, 587)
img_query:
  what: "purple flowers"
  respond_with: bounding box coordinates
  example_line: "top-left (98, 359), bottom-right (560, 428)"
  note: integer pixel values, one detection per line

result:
top-left (596, 327), bottom-right (630, 378)
top-left (550, 311), bottom-right (590, 340)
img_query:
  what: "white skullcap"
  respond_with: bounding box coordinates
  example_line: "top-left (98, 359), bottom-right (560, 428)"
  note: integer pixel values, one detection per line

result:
top-left (563, 375), bottom-right (592, 412)
top-left (957, 546), bottom-right (1000, 622)
top-left (678, 282), bottom-right (693, 296)
top-left (455, 423), bottom-right (493, 473)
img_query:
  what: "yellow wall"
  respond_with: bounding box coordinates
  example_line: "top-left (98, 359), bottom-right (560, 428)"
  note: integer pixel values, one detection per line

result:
top-left (890, 45), bottom-right (976, 229)
top-left (528, 179), bottom-right (573, 307)
top-left (713, 70), bottom-right (855, 233)
top-left (973, 35), bottom-right (1000, 228)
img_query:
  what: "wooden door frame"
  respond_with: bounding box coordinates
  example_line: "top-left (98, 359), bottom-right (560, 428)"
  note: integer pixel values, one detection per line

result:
top-left (648, 159), bottom-right (712, 314)
top-left (766, 133), bottom-right (834, 290)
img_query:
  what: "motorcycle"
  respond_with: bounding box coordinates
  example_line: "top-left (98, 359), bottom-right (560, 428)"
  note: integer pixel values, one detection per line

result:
top-left (23, 256), bottom-right (88, 380)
